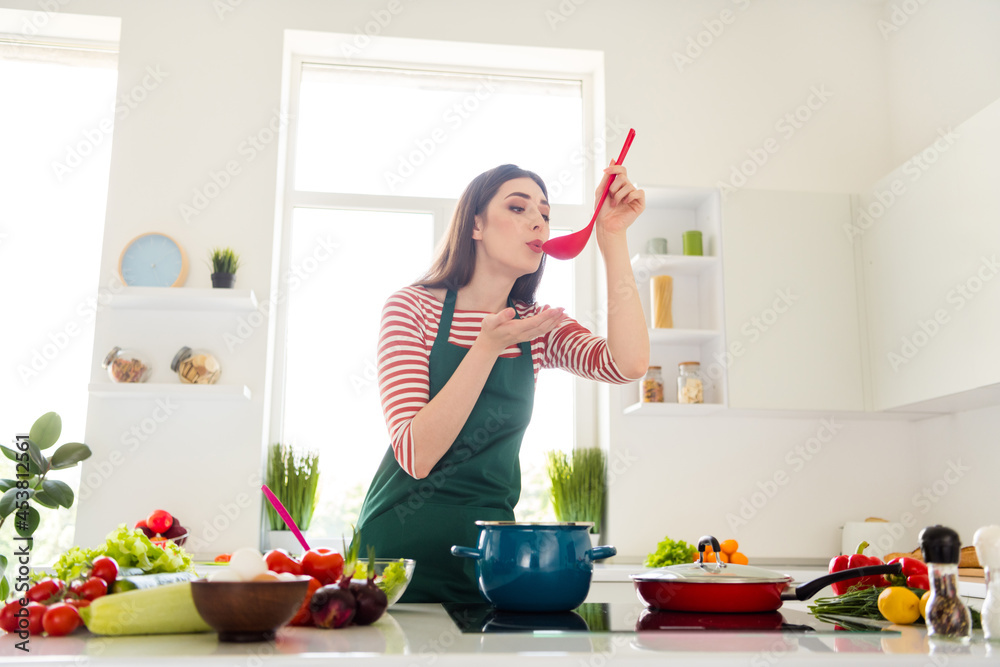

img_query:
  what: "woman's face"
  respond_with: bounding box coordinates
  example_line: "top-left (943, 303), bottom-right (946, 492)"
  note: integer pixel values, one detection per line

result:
top-left (472, 177), bottom-right (550, 278)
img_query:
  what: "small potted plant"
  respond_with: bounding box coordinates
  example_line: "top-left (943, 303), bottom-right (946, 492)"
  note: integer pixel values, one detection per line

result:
top-left (209, 247), bottom-right (241, 288)
top-left (545, 447), bottom-right (607, 546)
top-left (264, 442), bottom-right (319, 553)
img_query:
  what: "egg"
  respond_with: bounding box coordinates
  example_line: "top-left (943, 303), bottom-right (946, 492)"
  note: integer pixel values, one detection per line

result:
top-left (229, 547), bottom-right (268, 581)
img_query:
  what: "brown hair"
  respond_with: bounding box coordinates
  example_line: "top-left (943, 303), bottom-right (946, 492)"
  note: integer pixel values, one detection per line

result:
top-left (417, 164), bottom-right (548, 305)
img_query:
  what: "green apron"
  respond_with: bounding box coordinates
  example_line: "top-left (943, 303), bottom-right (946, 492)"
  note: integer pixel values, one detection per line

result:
top-left (356, 289), bottom-right (535, 603)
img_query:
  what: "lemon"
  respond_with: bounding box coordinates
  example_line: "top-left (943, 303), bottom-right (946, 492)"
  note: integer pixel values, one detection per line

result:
top-left (919, 590), bottom-right (930, 620)
top-left (878, 587), bottom-right (921, 625)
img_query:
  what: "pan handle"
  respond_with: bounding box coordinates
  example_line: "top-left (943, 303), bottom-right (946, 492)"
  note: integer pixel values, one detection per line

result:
top-left (782, 562), bottom-right (904, 601)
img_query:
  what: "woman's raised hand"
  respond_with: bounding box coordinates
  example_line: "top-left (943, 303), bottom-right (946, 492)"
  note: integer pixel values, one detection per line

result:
top-left (475, 305), bottom-right (565, 356)
top-left (595, 163), bottom-right (645, 240)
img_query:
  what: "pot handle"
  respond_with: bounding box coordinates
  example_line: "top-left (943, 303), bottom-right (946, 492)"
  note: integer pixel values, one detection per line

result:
top-left (450, 546), bottom-right (481, 560)
top-left (586, 546), bottom-right (617, 562)
top-left (782, 562), bottom-right (904, 601)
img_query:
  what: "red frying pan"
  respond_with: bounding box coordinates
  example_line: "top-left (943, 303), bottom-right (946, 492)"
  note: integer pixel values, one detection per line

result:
top-left (631, 535), bottom-right (902, 614)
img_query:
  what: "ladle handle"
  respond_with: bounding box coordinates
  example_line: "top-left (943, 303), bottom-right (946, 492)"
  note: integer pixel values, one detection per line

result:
top-left (261, 484), bottom-right (311, 552)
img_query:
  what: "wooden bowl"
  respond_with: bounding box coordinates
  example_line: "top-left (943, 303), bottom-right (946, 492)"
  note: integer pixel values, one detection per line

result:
top-left (190, 578), bottom-right (310, 642)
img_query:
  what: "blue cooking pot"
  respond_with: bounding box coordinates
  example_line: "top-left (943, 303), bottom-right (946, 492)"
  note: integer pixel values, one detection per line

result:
top-left (451, 521), bottom-right (616, 612)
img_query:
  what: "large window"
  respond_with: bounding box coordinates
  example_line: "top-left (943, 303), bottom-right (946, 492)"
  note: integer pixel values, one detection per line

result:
top-left (278, 48), bottom-right (593, 542)
top-left (0, 41), bottom-right (117, 563)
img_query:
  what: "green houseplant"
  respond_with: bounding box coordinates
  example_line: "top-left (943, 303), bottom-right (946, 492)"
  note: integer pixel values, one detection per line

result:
top-left (545, 447), bottom-right (606, 536)
top-left (265, 443), bottom-right (319, 551)
top-left (0, 412), bottom-right (92, 599)
top-left (209, 247), bottom-right (241, 288)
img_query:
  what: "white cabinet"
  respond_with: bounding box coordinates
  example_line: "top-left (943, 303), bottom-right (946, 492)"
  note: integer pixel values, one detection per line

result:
top-left (623, 187), bottom-right (727, 414)
top-left (721, 190), bottom-right (865, 411)
top-left (861, 98), bottom-right (1000, 413)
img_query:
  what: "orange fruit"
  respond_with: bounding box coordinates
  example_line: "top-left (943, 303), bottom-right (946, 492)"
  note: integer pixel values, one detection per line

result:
top-left (730, 552), bottom-right (749, 565)
top-left (718, 551), bottom-right (730, 563)
top-left (720, 539), bottom-right (739, 555)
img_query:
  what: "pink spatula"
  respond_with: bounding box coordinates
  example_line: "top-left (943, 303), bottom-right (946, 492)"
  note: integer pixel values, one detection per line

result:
top-left (261, 483), bottom-right (311, 552)
top-left (542, 128), bottom-right (636, 260)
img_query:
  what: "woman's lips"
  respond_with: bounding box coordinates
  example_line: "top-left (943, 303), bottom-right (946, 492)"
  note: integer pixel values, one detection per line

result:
top-left (527, 240), bottom-right (544, 253)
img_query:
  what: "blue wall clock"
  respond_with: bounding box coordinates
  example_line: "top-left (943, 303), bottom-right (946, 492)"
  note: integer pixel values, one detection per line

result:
top-left (118, 232), bottom-right (189, 287)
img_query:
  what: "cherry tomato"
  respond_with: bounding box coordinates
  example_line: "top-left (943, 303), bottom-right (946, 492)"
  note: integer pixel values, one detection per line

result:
top-left (288, 576), bottom-right (322, 626)
top-left (65, 598), bottom-right (91, 610)
top-left (76, 577), bottom-right (109, 601)
top-left (300, 549), bottom-right (345, 586)
top-left (265, 549), bottom-right (303, 576)
top-left (27, 603), bottom-right (46, 636)
top-left (146, 509), bottom-right (173, 534)
top-left (27, 578), bottom-right (65, 604)
top-left (0, 601), bottom-right (21, 633)
top-left (90, 556), bottom-right (119, 586)
top-left (214, 553), bottom-right (232, 563)
top-left (42, 603), bottom-right (80, 637)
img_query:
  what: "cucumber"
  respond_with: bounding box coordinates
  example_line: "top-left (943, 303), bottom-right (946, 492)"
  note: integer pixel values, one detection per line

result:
top-left (118, 567), bottom-right (146, 578)
top-left (80, 581), bottom-right (211, 635)
top-left (112, 572), bottom-right (196, 594)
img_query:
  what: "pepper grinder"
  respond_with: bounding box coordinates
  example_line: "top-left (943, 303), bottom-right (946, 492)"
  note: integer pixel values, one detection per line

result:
top-left (974, 525), bottom-right (1000, 641)
top-left (920, 525), bottom-right (972, 643)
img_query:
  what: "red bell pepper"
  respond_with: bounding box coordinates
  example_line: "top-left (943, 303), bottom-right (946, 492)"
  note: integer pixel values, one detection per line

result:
top-left (886, 557), bottom-right (930, 590)
top-left (828, 541), bottom-right (888, 595)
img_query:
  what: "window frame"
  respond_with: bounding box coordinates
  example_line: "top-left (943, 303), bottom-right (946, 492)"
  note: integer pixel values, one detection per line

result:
top-left (270, 38), bottom-right (607, 471)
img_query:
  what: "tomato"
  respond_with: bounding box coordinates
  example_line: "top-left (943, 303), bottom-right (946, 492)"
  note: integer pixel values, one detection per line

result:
top-left (27, 603), bottom-right (46, 636)
top-left (288, 577), bottom-right (322, 626)
top-left (300, 549), bottom-right (345, 586)
top-left (76, 577), bottom-right (109, 601)
top-left (134, 519), bottom-right (154, 539)
top-left (0, 601), bottom-right (21, 633)
top-left (42, 603), bottom-right (81, 637)
top-left (214, 553), bottom-right (232, 563)
top-left (27, 578), bottom-right (65, 604)
top-left (90, 556), bottom-right (119, 586)
top-left (265, 549), bottom-right (303, 576)
top-left (146, 509), bottom-right (174, 534)
top-left (65, 598), bottom-right (91, 610)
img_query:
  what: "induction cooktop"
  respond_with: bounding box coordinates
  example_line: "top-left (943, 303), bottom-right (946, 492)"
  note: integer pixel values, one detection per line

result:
top-left (443, 602), bottom-right (886, 635)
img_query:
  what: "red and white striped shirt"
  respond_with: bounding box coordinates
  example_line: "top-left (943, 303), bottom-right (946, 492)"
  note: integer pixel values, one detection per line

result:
top-left (378, 285), bottom-right (632, 478)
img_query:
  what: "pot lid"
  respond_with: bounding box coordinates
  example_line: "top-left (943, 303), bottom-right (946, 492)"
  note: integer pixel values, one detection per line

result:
top-left (630, 561), bottom-right (793, 585)
top-left (475, 521), bottom-right (594, 528)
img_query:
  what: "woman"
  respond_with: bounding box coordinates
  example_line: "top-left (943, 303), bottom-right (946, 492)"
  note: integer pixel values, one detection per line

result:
top-left (356, 162), bottom-right (649, 603)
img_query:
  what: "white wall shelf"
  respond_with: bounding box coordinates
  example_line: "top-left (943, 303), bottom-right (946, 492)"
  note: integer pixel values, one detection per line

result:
top-left (621, 186), bottom-right (728, 413)
top-left (107, 287), bottom-right (258, 311)
top-left (630, 253), bottom-right (720, 277)
top-left (649, 328), bottom-right (722, 345)
top-left (88, 383), bottom-right (252, 400)
top-left (623, 401), bottom-right (724, 416)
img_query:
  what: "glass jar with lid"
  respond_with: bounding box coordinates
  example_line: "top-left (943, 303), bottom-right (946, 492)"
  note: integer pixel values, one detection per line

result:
top-left (103, 346), bottom-right (151, 383)
top-left (171, 346), bottom-right (221, 384)
top-left (677, 361), bottom-right (705, 404)
top-left (641, 366), bottom-right (664, 403)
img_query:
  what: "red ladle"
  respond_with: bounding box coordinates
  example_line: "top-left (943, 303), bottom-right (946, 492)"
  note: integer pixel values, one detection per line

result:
top-left (542, 128), bottom-right (636, 260)
top-left (261, 483), bottom-right (311, 552)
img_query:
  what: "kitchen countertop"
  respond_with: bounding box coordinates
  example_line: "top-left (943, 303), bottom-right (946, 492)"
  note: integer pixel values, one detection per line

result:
top-left (2, 566), bottom-right (995, 666)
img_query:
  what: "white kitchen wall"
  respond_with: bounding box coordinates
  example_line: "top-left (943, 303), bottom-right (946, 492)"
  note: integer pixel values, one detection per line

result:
top-left (4, 0), bottom-right (996, 559)
top-left (880, 0), bottom-right (1000, 557)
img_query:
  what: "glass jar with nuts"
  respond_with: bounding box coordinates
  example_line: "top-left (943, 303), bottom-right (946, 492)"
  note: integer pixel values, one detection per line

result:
top-left (677, 361), bottom-right (705, 404)
top-left (103, 347), bottom-right (151, 383)
top-left (170, 346), bottom-right (221, 385)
